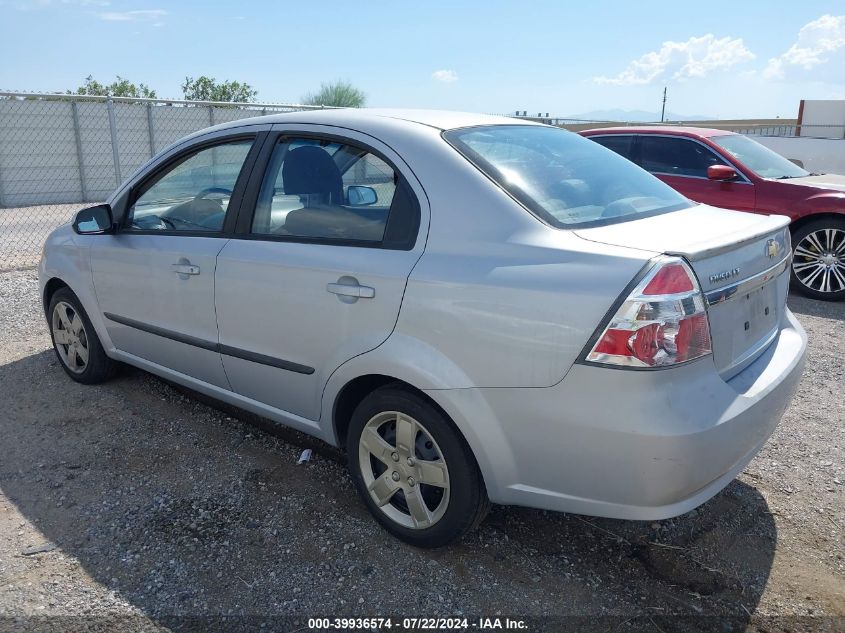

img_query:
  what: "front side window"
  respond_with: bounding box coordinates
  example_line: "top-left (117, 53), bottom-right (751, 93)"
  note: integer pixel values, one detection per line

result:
top-left (711, 134), bottom-right (809, 179)
top-left (444, 125), bottom-right (691, 227)
top-left (251, 137), bottom-right (416, 246)
top-left (128, 139), bottom-right (253, 232)
top-left (639, 136), bottom-right (724, 178)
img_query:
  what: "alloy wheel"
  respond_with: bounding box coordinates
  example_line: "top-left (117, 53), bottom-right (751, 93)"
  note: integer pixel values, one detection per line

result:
top-left (51, 301), bottom-right (89, 374)
top-left (358, 411), bottom-right (450, 529)
top-left (792, 228), bottom-right (845, 295)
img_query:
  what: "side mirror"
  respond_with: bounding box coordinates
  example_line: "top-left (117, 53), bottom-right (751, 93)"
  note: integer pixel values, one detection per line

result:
top-left (707, 165), bottom-right (739, 181)
top-left (346, 185), bottom-right (378, 206)
top-left (73, 204), bottom-right (114, 234)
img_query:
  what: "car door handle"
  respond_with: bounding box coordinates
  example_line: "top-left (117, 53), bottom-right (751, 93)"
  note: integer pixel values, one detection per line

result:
top-left (171, 263), bottom-right (200, 275)
top-left (326, 282), bottom-right (375, 299)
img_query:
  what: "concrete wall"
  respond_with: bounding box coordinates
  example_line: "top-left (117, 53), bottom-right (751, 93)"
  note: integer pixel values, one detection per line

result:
top-left (2, 97), bottom-right (843, 207)
top-left (0, 99), bottom-right (269, 207)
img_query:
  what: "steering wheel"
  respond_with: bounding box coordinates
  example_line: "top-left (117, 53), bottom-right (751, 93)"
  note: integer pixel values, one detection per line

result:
top-left (194, 186), bottom-right (232, 199)
top-left (132, 215), bottom-right (177, 230)
top-left (157, 216), bottom-right (177, 230)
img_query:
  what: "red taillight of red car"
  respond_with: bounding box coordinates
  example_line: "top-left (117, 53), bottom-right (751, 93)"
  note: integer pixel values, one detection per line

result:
top-left (586, 257), bottom-right (712, 368)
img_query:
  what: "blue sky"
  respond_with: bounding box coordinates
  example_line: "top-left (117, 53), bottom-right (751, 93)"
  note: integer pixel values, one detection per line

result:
top-left (2, 0), bottom-right (844, 119)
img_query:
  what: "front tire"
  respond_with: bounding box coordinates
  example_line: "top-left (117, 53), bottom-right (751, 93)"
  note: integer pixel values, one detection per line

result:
top-left (48, 287), bottom-right (117, 384)
top-left (346, 385), bottom-right (489, 547)
top-left (790, 217), bottom-right (845, 301)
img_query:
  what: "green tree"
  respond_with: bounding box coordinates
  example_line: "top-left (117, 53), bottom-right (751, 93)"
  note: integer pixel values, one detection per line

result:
top-left (302, 80), bottom-right (366, 108)
top-left (69, 75), bottom-right (157, 98)
top-left (181, 76), bottom-right (257, 103)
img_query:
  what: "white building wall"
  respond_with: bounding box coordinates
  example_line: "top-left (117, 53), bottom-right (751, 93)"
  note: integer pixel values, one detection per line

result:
top-left (755, 136), bottom-right (845, 175)
top-left (799, 100), bottom-right (845, 139)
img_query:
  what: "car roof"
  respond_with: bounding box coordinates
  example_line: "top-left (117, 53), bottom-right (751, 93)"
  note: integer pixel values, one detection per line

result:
top-left (580, 126), bottom-right (735, 138)
top-left (213, 108), bottom-right (540, 133)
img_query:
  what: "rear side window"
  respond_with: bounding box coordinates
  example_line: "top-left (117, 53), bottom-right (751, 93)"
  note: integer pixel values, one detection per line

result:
top-left (590, 135), bottom-right (636, 161)
top-left (250, 137), bottom-right (418, 248)
top-left (639, 136), bottom-right (723, 178)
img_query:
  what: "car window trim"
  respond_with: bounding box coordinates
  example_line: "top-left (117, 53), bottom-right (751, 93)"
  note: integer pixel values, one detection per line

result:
top-left (119, 132), bottom-right (267, 237)
top-left (233, 130), bottom-right (421, 251)
top-left (647, 170), bottom-right (754, 185)
top-left (631, 133), bottom-right (753, 184)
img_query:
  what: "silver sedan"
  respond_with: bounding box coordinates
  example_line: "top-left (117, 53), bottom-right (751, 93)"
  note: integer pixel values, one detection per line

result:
top-left (40, 110), bottom-right (807, 547)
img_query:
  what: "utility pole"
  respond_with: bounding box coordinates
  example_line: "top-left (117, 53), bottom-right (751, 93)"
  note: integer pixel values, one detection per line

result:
top-left (660, 86), bottom-right (667, 122)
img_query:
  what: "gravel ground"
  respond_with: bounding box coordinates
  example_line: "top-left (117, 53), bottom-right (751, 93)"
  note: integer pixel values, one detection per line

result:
top-left (0, 268), bottom-right (842, 632)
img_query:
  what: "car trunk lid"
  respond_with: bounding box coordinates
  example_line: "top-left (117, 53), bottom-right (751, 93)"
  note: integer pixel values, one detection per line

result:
top-left (575, 205), bottom-right (791, 379)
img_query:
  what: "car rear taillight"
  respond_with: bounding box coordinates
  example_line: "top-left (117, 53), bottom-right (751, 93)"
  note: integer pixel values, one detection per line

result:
top-left (585, 257), bottom-right (712, 368)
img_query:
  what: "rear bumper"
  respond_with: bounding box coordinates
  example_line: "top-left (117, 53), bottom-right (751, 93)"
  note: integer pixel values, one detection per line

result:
top-left (427, 308), bottom-right (806, 520)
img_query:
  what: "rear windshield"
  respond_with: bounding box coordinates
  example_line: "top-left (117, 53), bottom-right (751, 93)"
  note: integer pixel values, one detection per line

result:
top-left (444, 125), bottom-right (692, 228)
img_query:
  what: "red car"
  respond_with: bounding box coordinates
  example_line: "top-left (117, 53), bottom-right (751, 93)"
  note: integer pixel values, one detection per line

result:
top-left (581, 126), bottom-right (845, 301)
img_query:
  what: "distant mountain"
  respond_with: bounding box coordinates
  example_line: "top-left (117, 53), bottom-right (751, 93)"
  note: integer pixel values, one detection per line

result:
top-left (565, 109), bottom-right (714, 122)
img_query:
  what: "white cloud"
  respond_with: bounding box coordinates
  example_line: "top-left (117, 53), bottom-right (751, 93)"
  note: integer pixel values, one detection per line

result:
top-left (98, 9), bottom-right (166, 21)
top-left (764, 14), bottom-right (845, 79)
top-left (594, 34), bottom-right (755, 85)
top-left (432, 69), bottom-right (458, 83)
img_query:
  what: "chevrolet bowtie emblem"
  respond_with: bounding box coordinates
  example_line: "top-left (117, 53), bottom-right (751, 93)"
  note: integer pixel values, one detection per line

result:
top-left (766, 239), bottom-right (780, 259)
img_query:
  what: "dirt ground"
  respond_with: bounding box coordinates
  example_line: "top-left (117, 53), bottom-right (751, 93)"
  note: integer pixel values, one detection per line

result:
top-left (0, 268), bottom-right (842, 632)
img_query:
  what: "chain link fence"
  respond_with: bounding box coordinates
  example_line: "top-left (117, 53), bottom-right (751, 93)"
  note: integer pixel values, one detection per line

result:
top-left (0, 92), bottom-right (334, 270)
top-left (3, 95), bottom-right (844, 270)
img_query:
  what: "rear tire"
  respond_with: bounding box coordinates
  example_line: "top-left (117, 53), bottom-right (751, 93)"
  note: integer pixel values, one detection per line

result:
top-left (48, 288), bottom-right (117, 384)
top-left (346, 385), bottom-right (489, 547)
top-left (790, 217), bottom-right (845, 301)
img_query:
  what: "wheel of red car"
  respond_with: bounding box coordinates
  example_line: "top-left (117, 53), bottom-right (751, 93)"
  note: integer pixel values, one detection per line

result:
top-left (790, 217), bottom-right (845, 301)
